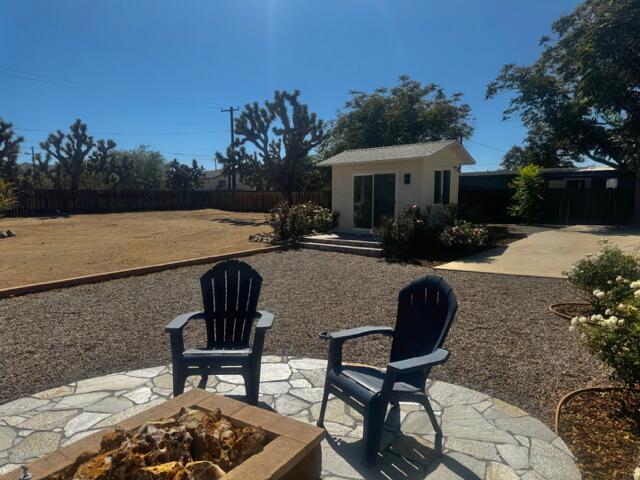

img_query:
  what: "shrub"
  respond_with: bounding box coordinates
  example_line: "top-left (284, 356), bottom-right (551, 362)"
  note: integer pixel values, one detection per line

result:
top-left (0, 179), bottom-right (16, 216)
top-left (565, 241), bottom-right (640, 304)
top-left (376, 205), bottom-right (428, 260)
top-left (509, 164), bottom-right (544, 223)
top-left (439, 221), bottom-right (491, 250)
top-left (570, 275), bottom-right (640, 386)
top-left (268, 201), bottom-right (337, 242)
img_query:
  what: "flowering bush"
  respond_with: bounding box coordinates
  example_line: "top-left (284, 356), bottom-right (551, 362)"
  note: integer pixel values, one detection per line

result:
top-left (565, 241), bottom-right (640, 302)
top-left (570, 274), bottom-right (640, 386)
top-left (0, 179), bottom-right (16, 216)
top-left (439, 221), bottom-right (491, 250)
top-left (268, 201), bottom-right (337, 242)
top-left (376, 204), bottom-right (430, 260)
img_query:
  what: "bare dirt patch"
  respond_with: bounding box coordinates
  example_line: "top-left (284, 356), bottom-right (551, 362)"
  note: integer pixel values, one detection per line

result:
top-left (0, 209), bottom-right (269, 288)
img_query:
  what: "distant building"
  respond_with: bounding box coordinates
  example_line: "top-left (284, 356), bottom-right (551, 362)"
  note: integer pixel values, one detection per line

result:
top-left (198, 169), bottom-right (255, 191)
top-left (460, 166), bottom-right (633, 191)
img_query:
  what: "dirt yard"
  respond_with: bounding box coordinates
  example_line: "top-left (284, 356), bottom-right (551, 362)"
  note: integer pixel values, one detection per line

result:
top-left (0, 209), bottom-right (269, 289)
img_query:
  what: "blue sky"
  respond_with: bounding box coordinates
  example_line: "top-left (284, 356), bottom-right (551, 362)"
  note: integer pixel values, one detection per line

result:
top-left (1, 0), bottom-right (582, 172)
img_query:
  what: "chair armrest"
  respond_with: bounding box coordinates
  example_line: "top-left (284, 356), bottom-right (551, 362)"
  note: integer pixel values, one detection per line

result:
top-left (328, 326), bottom-right (394, 342)
top-left (165, 311), bottom-right (205, 333)
top-left (387, 348), bottom-right (450, 374)
top-left (324, 326), bottom-right (393, 371)
top-left (255, 310), bottom-right (274, 330)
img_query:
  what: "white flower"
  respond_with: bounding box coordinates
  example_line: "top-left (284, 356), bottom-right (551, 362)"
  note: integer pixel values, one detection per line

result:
top-left (618, 319), bottom-right (625, 326)
top-left (634, 289), bottom-right (640, 298)
top-left (630, 280), bottom-right (640, 289)
top-left (569, 325), bottom-right (576, 332)
top-left (634, 466), bottom-right (640, 480)
top-left (579, 316), bottom-right (588, 324)
top-left (607, 280), bottom-right (612, 285)
top-left (593, 289), bottom-right (606, 299)
top-left (605, 309), bottom-right (612, 316)
top-left (616, 275), bottom-right (623, 282)
top-left (571, 317), bottom-right (579, 327)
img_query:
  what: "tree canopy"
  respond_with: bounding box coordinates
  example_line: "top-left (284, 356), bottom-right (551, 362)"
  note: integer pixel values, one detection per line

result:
top-left (322, 75), bottom-right (473, 157)
top-left (233, 90), bottom-right (326, 201)
top-left (487, 0), bottom-right (640, 180)
top-left (165, 159), bottom-right (204, 192)
top-left (0, 118), bottom-right (23, 184)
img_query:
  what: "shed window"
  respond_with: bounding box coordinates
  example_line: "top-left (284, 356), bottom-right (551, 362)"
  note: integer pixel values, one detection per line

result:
top-left (434, 170), bottom-right (451, 205)
top-left (404, 173), bottom-right (411, 184)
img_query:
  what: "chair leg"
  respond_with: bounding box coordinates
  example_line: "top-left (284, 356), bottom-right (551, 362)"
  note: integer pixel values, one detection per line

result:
top-left (244, 374), bottom-right (259, 406)
top-left (420, 397), bottom-right (443, 455)
top-left (362, 401), bottom-right (387, 467)
top-left (197, 375), bottom-right (208, 390)
top-left (316, 386), bottom-right (330, 428)
top-left (172, 364), bottom-right (187, 397)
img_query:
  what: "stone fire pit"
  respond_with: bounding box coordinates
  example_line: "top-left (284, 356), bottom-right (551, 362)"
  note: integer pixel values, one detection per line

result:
top-left (0, 389), bottom-right (323, 480)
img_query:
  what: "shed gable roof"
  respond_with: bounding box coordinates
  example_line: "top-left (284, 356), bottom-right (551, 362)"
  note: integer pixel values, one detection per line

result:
top-left (317, 140), bottom-right (475, 166)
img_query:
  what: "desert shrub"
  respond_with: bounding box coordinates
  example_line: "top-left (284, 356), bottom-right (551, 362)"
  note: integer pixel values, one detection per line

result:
top-left (268, 201), bottom-right (337, 242)
top-left (439, 221), bottom-right (491, 250)
top-left (376, 205), bottom-right (429, 260)
top-left (565, 241), bottom-right (640, 304)
top-left (509, 164), bottom-right (544, 223)
top-left (570, 275), bottom-right (640, 386)
top-left (0, 179), bottom-right (16, 216)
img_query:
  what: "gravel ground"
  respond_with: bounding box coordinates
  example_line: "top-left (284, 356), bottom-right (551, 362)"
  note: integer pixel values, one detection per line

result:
top-left (0, 249), bottom-right (610, 425)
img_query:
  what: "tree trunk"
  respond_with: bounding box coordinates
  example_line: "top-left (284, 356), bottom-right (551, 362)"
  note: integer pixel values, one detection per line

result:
top-left (630, 173), bottom-right (640, 226)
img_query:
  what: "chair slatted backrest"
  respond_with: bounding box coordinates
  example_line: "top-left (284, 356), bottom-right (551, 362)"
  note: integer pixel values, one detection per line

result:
top-left (199, 260), bottom-right (263, 349)
top-left (389, 275), bottom-right (458, 388)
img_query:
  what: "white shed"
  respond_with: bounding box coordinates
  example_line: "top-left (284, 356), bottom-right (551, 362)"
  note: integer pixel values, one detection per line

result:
top-left (317, 141), bottom-right (476, 232)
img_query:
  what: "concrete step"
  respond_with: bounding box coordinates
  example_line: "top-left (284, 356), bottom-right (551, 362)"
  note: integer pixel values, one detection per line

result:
top-left (299, 241), bottom-right (383, 257)
top-left (301, 236), bottom-right (381, 248)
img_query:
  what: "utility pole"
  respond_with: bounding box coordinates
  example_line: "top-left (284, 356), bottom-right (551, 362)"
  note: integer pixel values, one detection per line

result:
top-left (221, 106), bottom-right (239, 191)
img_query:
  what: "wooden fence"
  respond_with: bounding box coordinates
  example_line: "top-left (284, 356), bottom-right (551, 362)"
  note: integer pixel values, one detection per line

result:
top-left (7, 190), bottom-right (331, 217)
top-left (459, 187), bottom-right (634, 225)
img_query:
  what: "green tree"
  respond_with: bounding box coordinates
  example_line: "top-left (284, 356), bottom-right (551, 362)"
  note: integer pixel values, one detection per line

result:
top-left (214, 145), bottom-right (241, 191)
top-left (115, 145), bottom-right (167, 190)
top-left (40, 119), bottom-right (117, 193)
top-left (0, 179), bottom-right (16, 215)
top-left (0, 118), bottom-right (23, 184)
top-left (487, 0), bottom-right (640, 223)
top-left (235, 90), bottom-right (326, 202)
top-left (165, 159), bottom-right (204, 192)
top-left (509, 164), bottom-right (544, 223)
top-left (323, 75), bottom-right (473, 157)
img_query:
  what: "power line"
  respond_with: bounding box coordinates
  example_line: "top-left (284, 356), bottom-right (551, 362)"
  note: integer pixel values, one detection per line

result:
top-left (15, 127), bottom-right (229, 137)
top-left (465, 139), bottom-right (509, 154)
top-left (0, 66), bottom-right (235, 109)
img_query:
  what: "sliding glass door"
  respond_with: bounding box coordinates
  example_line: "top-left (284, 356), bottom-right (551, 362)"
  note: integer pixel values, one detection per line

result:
top-left (353, 174), bottom-right (396, 229)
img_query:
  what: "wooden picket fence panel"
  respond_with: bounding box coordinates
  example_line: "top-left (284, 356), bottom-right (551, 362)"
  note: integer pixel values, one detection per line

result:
top-left (7, 190), bottom-right (331, 217)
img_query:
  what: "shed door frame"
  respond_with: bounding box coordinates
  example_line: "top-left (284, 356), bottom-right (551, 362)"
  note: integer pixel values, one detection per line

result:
top-left (352, 172), bottom-right (397, 230)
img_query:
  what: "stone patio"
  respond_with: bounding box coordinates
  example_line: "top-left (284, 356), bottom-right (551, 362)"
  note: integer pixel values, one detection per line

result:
top-left (0, 357), bottom-right (580, 479)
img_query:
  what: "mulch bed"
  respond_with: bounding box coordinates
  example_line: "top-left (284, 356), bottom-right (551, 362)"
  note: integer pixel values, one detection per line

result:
top-left (558, 388), bottom-right (640, 480)
top-left (0, 249), bottom-right (610, 427)
top-left (550, 302), bottom-right (594, 320)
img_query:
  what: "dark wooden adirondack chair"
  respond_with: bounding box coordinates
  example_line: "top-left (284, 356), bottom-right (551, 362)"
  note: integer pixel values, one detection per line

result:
top-left (317, 275), bottom-right (457, 466)
top-left (165, 260), bottom-right (273, 405)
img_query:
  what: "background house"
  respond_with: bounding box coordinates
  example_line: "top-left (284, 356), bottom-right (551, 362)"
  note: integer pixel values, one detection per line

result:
top-left (198, 169), bottom-right (255, 191)
top-left (318, 141), bottom-right (476, 232)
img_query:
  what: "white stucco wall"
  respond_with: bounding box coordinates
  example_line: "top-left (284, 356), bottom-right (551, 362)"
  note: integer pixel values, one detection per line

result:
top-left (330, 156), bottom-right (462, 232)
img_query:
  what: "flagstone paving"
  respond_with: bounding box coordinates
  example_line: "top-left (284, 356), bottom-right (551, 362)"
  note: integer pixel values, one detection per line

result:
top-left (0, 357), bottom-right (580, 479)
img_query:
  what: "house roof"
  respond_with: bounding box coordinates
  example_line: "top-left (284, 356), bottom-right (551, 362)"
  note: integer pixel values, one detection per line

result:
top-left (317, 140), bottom-right (475, 166)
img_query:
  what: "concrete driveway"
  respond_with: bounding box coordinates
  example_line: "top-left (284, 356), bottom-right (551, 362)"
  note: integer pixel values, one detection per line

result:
top-left (436, 225), bottom-right (640, 278)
